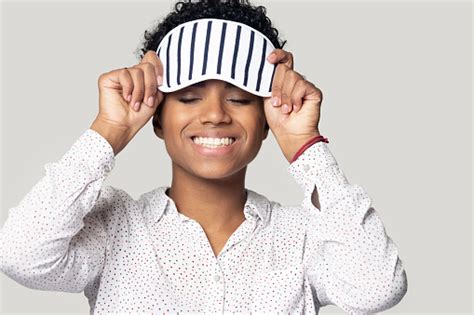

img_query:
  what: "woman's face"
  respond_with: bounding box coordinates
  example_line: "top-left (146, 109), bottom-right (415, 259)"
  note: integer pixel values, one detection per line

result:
top-left (154, 79), bottom-right (269, 180)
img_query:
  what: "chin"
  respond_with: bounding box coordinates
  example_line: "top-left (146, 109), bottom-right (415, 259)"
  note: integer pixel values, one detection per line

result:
top-left (191, 163), bottom-right (247, 181)
top-left (195, 168), bottom-right (240, 180)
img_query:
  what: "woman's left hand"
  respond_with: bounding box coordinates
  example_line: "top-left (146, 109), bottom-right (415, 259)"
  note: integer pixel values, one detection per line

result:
top-left (264, 49), bottom-right (323, 163)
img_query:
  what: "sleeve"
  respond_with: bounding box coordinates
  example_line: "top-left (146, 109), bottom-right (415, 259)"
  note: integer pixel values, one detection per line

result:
top-left (288, 141), bottom-right (408, 314)
top-left (0, 128), bottom-right (116, 293)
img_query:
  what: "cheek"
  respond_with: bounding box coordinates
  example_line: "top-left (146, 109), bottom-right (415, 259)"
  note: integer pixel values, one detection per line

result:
top-left (161, 105), bottom-right (189, 135)
top-left (256, 102), bottom-right (266, 121)
top-left (254, 107), bottom-right (268, 130)
top-left (240, 115), bottom-right (266, 139)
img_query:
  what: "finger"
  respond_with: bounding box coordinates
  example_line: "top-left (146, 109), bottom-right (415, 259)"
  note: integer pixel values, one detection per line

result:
top-left (118, 68), bottom-right (134, 102)
top-left (128, 67), bottom-right (145, 111)
top-left (281, 71), bottom-right (301, 114)
top-left (155, 89), bottom-right (165, 107)
top-left (294, 81), bottom-right (323, 113)
top-left (135, 62), bottom-right (158, 108)
top-left (99, 68), bottom-right (134, 103)
top-left (290, 79), bottom-right (309, 113)
top-left (270, 63), bottom-right (291, 109)
top-left (142, 50), bottom-right (164, 86)
top-left (267, 48), bottom-right (294, 69)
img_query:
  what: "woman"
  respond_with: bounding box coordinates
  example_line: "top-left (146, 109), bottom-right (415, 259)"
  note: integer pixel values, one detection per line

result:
top-left (0, 0), bottom-right (407, 313)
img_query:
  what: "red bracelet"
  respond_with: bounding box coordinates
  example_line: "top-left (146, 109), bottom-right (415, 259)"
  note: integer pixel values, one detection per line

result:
top-left (290, 135), bottom-right (329, 163)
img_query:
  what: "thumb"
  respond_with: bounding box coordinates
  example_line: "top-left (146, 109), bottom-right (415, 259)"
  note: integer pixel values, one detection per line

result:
top-left (142, 50), bottom-right (164, 83)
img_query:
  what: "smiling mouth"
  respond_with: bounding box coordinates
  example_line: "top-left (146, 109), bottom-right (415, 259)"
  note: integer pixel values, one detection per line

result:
top-left (191, 136), bottom-right (237, 148)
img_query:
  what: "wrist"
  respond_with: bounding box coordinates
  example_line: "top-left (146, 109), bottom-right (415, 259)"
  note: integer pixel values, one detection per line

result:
top-left (290, 134), bottom-right (329, 163)
top-left (277, 131), bottom-right (322, 163)
top-left (90, 118), bottom-right (133, 156)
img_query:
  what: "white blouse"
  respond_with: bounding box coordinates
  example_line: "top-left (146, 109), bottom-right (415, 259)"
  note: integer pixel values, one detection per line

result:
top-left (0, 128), bottom-right (407, 314)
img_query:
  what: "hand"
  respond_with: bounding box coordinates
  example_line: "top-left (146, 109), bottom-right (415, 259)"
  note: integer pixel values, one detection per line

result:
top-left (264, 49), bottom-right (323, 162)
top-left (91, 50), bottom-right (164, 155)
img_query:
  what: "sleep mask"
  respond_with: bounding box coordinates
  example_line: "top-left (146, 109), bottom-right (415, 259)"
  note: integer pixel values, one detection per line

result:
top-left (156, 18), bottom-right (277, 97)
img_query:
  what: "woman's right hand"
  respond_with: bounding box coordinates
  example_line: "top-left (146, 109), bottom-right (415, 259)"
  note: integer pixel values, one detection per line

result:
top-left (90, 50), bottom-right (164, 155)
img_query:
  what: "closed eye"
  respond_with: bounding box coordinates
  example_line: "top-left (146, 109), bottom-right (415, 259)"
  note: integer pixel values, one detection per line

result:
top-left (179, 98), bottom-right (199, 104)
top-left (178, 98), bottom-right (251, 104)
top-left (229, 99), bottom-right (251, 104)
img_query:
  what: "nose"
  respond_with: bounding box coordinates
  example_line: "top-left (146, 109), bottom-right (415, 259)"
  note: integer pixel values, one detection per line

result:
top-left (198, 94), bottom-right (232, 125)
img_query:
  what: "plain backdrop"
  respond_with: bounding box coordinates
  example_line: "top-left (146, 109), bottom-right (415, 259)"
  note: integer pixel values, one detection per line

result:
top-left (0, 0), bottom-right (472, 314)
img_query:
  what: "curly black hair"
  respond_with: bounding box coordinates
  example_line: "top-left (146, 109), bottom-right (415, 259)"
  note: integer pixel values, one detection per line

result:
top-left (135, 0), bottom-right (286, 61)
top-left (135, 0), bottom-right (286, 131)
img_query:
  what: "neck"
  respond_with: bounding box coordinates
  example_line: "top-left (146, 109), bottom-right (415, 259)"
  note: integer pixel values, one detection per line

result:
top-left (166, 162), bottom-right (248, 234)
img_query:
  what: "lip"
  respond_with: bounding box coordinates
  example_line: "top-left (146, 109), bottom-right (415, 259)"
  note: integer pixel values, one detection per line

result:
top-left (189, 136), bottom-right (238, 157)
top-left (190, 132), bottom-right (238, 139)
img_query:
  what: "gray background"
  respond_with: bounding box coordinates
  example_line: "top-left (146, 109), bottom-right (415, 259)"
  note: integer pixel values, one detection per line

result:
top-left (0, 0), bottom-right (472, 314)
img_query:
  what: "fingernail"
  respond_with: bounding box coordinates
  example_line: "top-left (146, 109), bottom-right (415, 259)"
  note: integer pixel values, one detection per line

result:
top-left (126, 94), bottom-right (132, 102)
top-left (282, 104), bottom-right (289, 113)
top-left (271, 96), bottom-right (278, 106)
top-left (271, 96), bottom-right (279, 106)
top-left (268, 53), bottom-right (275, 61)
top-left (157, 75), bottom-right (163, 86)
top-left (134, 101), bottom-right (140, 111)
top-left (147, 96), bottom-right (154, 107)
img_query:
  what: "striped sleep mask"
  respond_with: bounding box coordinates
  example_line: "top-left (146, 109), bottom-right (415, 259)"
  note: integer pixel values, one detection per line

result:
top-left (156, 18), bottom-right (277, 97)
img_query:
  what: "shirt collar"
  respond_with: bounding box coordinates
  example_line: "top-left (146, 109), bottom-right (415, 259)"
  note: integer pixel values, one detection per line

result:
top-left (144, 186), bottom-right (270, 225)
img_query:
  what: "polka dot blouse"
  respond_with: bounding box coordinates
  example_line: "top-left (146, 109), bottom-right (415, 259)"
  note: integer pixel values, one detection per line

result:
top-left (0, 128), bottom-right (407, 314)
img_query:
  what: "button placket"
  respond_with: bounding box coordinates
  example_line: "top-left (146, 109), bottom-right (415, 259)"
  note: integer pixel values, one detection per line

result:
top-left (213, 263), bottom-right (223, 283)
top-left (205, 265), bottom-right (225, 313)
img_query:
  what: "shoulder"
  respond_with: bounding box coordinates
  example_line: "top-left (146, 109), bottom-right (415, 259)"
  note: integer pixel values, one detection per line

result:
top-left (92, 185), bottom-right (137, 212)
top-left (256, 194), bottom-right (311, 264)
top-left (270, 201), bottom-right (309, 227)
top-left (88, 185), bottom-right (149, 227)
top-left (263, 195), bottom-right (310, 233)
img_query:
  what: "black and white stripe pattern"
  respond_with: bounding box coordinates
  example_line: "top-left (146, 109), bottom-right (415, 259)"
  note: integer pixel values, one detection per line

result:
top-left (156, 18), bottom-right (277, 97)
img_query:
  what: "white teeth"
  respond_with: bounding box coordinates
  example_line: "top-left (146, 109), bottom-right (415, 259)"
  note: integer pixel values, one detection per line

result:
top-left (192, 136), bottom-right (235, 147)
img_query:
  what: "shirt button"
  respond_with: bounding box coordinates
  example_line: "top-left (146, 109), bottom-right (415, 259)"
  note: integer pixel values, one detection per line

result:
top-left (213, 274), bottom-right (221, 282)
top-left (304, 164), bottom-right (310, 172)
